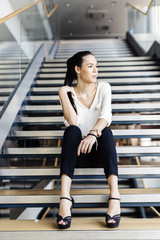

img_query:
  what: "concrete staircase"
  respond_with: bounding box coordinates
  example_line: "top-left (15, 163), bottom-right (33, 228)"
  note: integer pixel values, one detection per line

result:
top-left (0, 39), bottom-right (160, 239)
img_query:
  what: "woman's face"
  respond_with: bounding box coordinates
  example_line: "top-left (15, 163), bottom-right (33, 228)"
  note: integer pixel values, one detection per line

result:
top-left (77, 54), bottom-right (98, 84)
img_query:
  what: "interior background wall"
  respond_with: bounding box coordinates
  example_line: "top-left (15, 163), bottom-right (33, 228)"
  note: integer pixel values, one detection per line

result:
top-left (56, 0), bottom-right (151, 39)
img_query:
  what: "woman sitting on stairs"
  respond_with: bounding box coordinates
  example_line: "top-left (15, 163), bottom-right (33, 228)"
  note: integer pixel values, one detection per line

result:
top-left (57, 51), bottom-right (121, 229)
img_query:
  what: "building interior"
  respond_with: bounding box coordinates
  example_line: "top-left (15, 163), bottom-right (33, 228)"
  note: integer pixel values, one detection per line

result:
top-left (0, 0), bottom-right (160, 239)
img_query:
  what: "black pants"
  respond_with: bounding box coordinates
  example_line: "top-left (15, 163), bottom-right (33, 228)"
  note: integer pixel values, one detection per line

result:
top-left (60, 126), bottom-right (118, 179)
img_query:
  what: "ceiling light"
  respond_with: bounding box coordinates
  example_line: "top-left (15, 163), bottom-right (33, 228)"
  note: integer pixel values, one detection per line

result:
top-left (111, 1), bottom-right (116, 6)
top-left (89, 4), bottom-right (94, 9)
top-left (66, 2), bottom-right (70, 7)
top-left (108, 18), bottom-right (113, 23)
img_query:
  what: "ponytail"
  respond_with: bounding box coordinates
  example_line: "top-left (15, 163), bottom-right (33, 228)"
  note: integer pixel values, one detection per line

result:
top-left (64, 51), bottom-right (93, 114)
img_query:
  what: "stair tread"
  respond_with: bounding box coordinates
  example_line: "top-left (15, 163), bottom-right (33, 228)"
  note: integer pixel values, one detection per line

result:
top-left (45, 56), bottom-right (153, 62)
top-left (42, 60), bottom-right (159, 67)
top-left (27, 93), bottom-right (160, 100)
top-left (16, 115), bottom-right (160, 124)
top-left (0, 188), bottom-right (159, 196)
top-left (0, 218), bottom-right (160, 231)
top-left (2, 146), bottom-right (160, 157)
top-left (39, 65), bottom-right (160, 72)
top-left (30, 85), bottom-right (160, 92)
top-left (36, 72), bottom-right (160, 79)
top-left (0, 165), bottom-right (159, 178)
top-left (21, 103), bottom-right (160, 112)
top-left (10, 129), bottom-right (160, 138)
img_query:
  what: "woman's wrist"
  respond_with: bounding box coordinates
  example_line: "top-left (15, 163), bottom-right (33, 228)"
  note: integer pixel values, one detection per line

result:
top-left (87, 133), bottom-right (98, 150)
top-left (89, 129), bottom-right (102, 137)
top-left (87, 133), bottom-right (97, 139)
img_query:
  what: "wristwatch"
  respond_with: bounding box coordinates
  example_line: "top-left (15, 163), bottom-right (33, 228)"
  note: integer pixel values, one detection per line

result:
top-left (90, 129), bottom-right (102, 137)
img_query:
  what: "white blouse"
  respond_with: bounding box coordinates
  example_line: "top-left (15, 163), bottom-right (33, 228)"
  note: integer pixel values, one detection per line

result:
top-left (63, 81), bottom-right (112, 137)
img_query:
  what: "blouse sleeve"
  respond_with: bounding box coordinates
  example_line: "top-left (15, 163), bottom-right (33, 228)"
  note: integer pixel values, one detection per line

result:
top-left (98, 82), bottom-right (112, 126)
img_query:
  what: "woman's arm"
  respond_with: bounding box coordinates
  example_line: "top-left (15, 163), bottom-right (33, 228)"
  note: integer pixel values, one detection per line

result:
top-left (59, 86), bottom-right (78, 125)
top-left (77, 118), bottom-right (108, 156)
top-left (90, 118), bottom-right (108, 133)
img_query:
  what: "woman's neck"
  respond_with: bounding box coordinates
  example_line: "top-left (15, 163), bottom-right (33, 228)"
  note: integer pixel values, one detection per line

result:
top-left (74, 82), bottom-right (97, 96)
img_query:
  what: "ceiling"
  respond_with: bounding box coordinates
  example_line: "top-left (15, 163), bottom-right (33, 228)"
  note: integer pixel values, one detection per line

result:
top-left (1, 0), bottom-right (151, 41)
top-left (55, 0), bottom-right (151, 39)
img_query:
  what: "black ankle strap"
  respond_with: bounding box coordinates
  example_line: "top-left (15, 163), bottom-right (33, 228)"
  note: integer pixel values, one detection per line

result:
top-left (109, 197), bottom-right (120, 201)
top-left (60, 197), bottom-right (72, 202)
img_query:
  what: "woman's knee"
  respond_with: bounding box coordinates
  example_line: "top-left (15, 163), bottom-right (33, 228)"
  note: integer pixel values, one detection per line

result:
top-left (65, 125), bottom-right (81, 135)
top-left (64, 125), bottom-right (82, 141)
top-left (101, 126), bottom-right (113, 138)
top-left (98, 127), bottom-right (115, 147)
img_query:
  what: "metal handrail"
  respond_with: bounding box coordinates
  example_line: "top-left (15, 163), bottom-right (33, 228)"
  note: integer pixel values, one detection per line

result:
top-left (0, 0), bottom-right (59, 24)
top-left (126, 0), bottom-right (154, 15)
top-left (43, 0), bottom-right (59, 18)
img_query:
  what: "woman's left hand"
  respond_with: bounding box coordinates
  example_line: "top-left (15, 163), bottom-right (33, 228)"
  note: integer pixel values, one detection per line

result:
top-left (77, 135), bottom-right (96, 156)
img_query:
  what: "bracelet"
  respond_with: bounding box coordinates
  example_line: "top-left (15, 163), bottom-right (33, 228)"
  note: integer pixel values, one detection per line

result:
top-left (90, 129), bottom-right (102, 137)
top-left (87, 133), bottom-right (98, 150)
top-left (87, 133), bottom-right (97, 138)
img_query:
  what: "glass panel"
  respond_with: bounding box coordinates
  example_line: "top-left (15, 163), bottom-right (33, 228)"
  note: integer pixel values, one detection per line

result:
top-left (126, 0), bottom-right (160, 52)
top-left (0, 16), bottom-right (21, 116)
top-left (0, 1), bottom-right (59, 219)
top-left (0, 1), bottom-right (58, 116)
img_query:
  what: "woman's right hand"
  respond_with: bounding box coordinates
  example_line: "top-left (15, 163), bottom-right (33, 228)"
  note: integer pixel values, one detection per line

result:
top-left (58, 86), bottom-right (74, 96)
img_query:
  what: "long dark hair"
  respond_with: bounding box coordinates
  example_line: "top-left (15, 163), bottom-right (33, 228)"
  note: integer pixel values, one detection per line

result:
top-left (64, 51), bottom-right (93, 114)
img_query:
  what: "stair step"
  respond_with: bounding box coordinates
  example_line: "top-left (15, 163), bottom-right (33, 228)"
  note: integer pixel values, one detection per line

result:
top-left (56, 54), bottom-right (135, 58)
top-left (37, 71), bottom-right (160, 78)
top-left (30, 85), bottom-right (160, 93)
top-left (21, 103), bottom-right (160, 113)
top-left (34, 78), bottom-right (160, 85)
top-left (10, 129), bottom-right (160, 139)
top-left (0, 218), bottom-right (160, 240)
top-left (42, 60), bottom-right (160, 67)
top-left (55, 54), bottom-right (134, 58)
top-left (26, 93), bottom-right (160, 102)
top-left (0, 75), bottom-right (20, 79)
top-left (57, 49), bottom-right (132, 53)
top-left (39, 65), bottom-right (160, 73)
top-left (0, 96), bottom-right (8, 103)
top-left (16, 115), bottom-right (160, 125)
top-left (0, 64), bottom-right (28, 69)
top-left (45, 56), bottom-right (153, 62)
top-left (0, 60), bottom-right (29, 64)
top-left (0, 188), bottom-right (159, 207)
top-left (1, 146), bottom-right (160, 157)
top-left (0, 166), bottom-right (159, 179)
top-left (0, 81), bottom-right (18, 87)
top-left (0, 88), bottom-right (13, 94)
top-left (0, 69), bottom-right (25, 74)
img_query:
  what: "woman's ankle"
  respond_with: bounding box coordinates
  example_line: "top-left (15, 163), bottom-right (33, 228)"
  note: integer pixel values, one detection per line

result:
top-left (109, 189), bottom-right (120, 197)
top-left (60, 194), bottom-right (71, 199)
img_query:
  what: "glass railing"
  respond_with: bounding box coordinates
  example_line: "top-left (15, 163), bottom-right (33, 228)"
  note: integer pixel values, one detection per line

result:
top-left (0, 1), bottom-right (59, 219)
top-left (126, 0), bottom-right (160, 53)
top-left (0, 0), bottom-right (59, 117)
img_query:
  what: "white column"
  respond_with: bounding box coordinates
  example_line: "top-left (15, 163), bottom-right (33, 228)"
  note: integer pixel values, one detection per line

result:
top-left (0, 0), bottom-right (32, 59)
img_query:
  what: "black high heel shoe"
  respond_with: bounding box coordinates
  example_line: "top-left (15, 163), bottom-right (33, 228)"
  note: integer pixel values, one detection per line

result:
top-left (57, 196), bottom-right (74, 229)
top-left (105, 197), bottom-right (121, 228)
